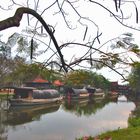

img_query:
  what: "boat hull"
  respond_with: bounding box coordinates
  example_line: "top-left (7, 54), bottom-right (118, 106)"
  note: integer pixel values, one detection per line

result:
top-left (65, 93), bottom-right (90, 100)
top-left (9, 97), bottom-right (62, 106)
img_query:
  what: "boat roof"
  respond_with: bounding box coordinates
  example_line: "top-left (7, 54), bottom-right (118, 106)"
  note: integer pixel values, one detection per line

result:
top-left (15, 87), bottom-right (36, 90)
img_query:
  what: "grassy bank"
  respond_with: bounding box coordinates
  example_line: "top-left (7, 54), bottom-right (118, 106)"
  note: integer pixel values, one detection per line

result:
top-left (77, 127), bottom-right (140, 140)
top-left (98, 127), bottom-right (140, 140)
top-left (77, 117), bottom-right (140, 140)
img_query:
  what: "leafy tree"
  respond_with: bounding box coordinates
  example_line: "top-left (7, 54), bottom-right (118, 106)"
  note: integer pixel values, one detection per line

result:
top-left (65, 70), bottom-right (93, 87)
top-left (65, 69), bottom-right (110, 89)
top-left (0, 55), bottom-right (13, 86)
top-left (90, 73), bottom-right (110, 89)
top-left (128, 62), bottom-right (140, 92)
top-left (1, 56), bottom-right (26, 86)
top-left (5, 61), bottom-right (63, 86)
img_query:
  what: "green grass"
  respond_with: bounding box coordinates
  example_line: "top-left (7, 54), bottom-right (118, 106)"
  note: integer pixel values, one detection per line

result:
top-left (77, 127), bottom-right (140, 140)
top-left (98, 127), bottom-right (140, 140)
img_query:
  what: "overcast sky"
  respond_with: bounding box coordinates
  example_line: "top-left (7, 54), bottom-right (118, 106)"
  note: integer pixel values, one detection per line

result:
top-left (0, 0), bottom-right (140, 84)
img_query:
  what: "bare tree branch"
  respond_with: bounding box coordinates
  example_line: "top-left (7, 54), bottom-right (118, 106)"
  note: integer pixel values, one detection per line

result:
top-left (68, 57), bottom-right (127, 80)
top-left (89, 0), bottom-right (140, 31)
top-left (0, 7), bottom-right (68, 72)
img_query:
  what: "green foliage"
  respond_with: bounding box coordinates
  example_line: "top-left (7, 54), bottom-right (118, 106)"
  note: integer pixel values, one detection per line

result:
top-left (65, 69), bottom-right (110, 89)
top-left (65, 70), bottom-right (93, 87)
top-left (77, 127), bottom-right (140, 140)
top-left (128, 117), bottom-right (140, 127)
top-left (130, 44), bottom-right (140, 54)
top-left (98, 127), bottom-right (140, 140)
top-left (4, 60), bottom-right (63, 86)
top-left (128, 62), bottom-right (140, 92)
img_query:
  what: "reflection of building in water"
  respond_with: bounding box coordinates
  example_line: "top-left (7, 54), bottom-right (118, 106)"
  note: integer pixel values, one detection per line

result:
top-left (110, 81), bottom-right (130, 94)
top-left (0, 103), bottom-right (8, 140)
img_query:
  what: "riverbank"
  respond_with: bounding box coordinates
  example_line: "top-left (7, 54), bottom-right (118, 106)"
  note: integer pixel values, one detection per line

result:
top-left (77, 127), bottom-right (140, 140)
top-left (77, 116), bottom-right (140, 140)
top-left (98, 127), bottom-right (140, 140)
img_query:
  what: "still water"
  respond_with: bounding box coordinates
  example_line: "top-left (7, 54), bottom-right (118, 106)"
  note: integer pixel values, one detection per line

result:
top-left (0, 95), bottom-right (135, 140)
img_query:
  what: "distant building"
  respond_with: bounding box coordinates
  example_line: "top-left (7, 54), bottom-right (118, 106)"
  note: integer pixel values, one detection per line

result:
top-left (110, 81), bottom-right (130, 93)
top-left (110, 81), bottom-right (118, 92)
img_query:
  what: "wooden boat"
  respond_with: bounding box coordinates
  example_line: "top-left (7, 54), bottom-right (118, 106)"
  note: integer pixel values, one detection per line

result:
top-left (9, 87), bottom-right (62, 106)
top-left (108, 91), bottom-right (119, 99)
top-left (64, 87), bottom-right (96, 100)
top-left (94, 88), bottom-right (105, 97)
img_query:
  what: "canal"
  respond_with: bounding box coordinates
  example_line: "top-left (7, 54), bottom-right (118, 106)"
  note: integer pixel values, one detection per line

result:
top-left (0, 95), bottom-right (136, 140)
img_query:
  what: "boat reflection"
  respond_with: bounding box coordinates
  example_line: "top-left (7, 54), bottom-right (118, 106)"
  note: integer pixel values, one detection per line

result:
top-left (4, 103), bottom-right (61, 126)
top-left (62, 95), bottom-right (118, 116)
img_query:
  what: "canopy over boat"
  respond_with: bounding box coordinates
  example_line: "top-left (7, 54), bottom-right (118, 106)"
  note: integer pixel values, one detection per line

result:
top-left (33, 89), bottom-right (60, 99)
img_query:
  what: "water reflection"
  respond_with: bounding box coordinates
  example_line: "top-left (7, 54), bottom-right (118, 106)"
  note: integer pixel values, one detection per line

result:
top-left (4, 103), bottom-right (61, 126)
top-left (62, 96), bottom-right (117, 116)
top-left (0, 109), bottom-right (8, 140)
top-left (0, 95), bottom-right (136, 140)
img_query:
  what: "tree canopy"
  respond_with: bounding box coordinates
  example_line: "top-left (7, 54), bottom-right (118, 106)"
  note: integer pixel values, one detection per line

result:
top-left (65, 69), bottom-right (110, 89)
top-left (128, 62), bottom-right (140, 92)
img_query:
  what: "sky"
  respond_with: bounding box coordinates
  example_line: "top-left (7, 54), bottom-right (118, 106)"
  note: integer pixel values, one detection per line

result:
top-left (0, 0), bottom-right (140, 84)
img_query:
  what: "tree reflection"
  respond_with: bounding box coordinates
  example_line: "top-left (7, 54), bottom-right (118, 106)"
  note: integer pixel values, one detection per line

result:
top-left (62, 96), bottom-right (118, 116)
top-left (0, 107), bottom-right (8, 140)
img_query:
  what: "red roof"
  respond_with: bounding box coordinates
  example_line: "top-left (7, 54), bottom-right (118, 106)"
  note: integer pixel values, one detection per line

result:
top-left (32, 77), bottom-right (48, 83)
top-left (53, 80), bottom-right (64, 86)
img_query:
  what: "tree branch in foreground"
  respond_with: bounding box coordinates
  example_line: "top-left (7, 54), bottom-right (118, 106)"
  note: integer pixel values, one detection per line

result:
top-left (0, 7), bottom-right (68, 72)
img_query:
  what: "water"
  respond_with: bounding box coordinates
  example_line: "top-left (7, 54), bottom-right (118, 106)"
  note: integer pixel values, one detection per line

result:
top-left (0, 95), bottom-right (136, 140)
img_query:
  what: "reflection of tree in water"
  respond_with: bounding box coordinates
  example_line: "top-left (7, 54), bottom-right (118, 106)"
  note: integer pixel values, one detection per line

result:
top-left (0, 109), bottom-right (8, 140)
top-left (4, 103), bottom-right (60, 126)
top-left (62, 96), bottom-right (118, 116)
top-left (0, 97), bottom-right (10, 140)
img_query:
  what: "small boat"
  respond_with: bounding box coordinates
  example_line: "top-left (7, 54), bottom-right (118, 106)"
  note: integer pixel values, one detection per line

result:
top-left (9, 87), bottom-right (62, 106)
top-left (94, 88), bottom-right (105, 97)
top-left (64, 86), bottom-right (96, 100)
top-left (108, 91), bottom-right (119, 98)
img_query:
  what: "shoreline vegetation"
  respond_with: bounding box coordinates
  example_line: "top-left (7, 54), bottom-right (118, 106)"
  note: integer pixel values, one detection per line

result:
top-left (77, 127), bottom-right (140, 140)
